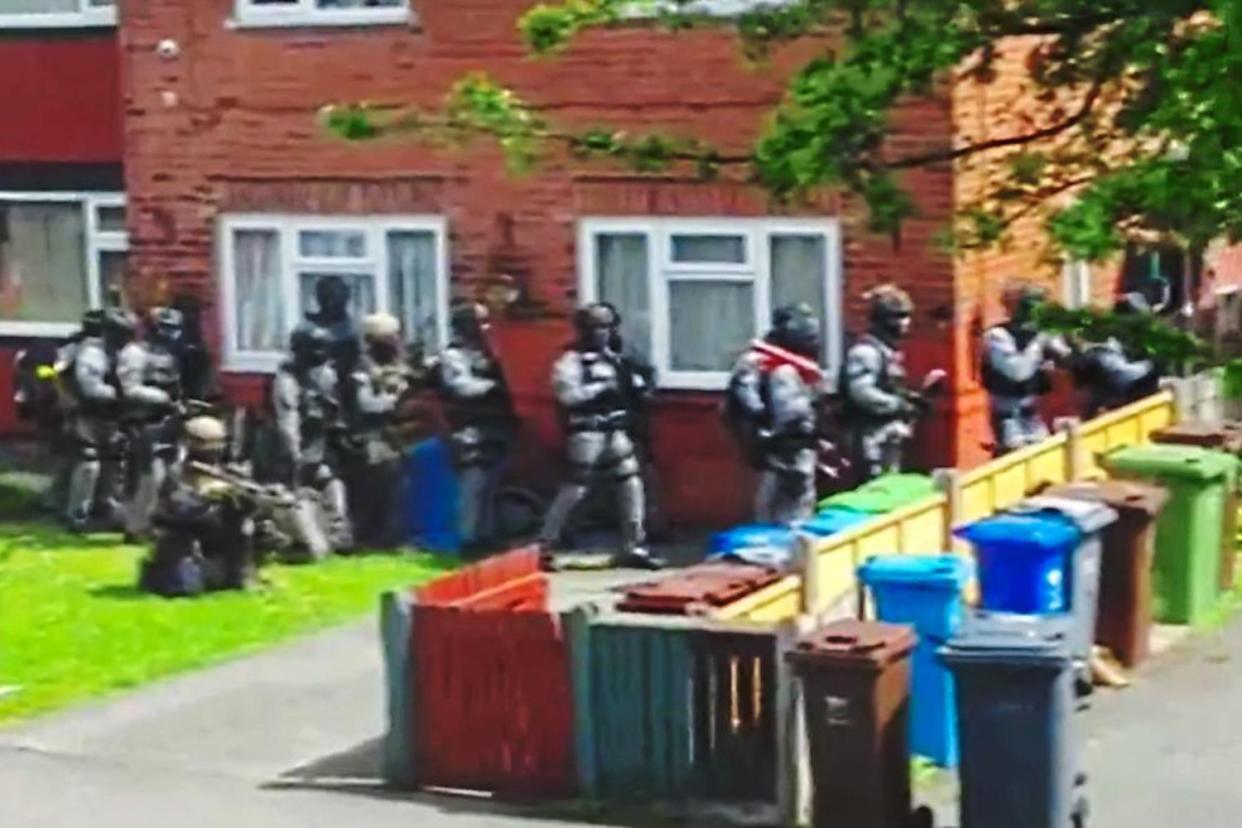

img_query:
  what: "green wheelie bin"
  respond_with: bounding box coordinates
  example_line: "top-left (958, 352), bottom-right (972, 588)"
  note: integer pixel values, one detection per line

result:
top-left (1102, 444), bottom-right (1237, 626)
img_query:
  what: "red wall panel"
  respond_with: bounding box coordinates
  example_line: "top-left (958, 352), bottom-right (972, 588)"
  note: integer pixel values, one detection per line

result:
top-left (0, 34), bottom-right (123, 164)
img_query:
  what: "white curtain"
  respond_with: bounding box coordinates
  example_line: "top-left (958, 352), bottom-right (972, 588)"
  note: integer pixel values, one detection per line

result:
top-left (596, 233), bottom-right (652, 363)
top-left (388, 231), bottom-right (439, 349)
top-left (298, 229), bottom-right (366, 259)
top-left (233, 229), bottom-right (285, 352)
top-left (669, 280), bottom-right (753, 371)
top-left (671, 234), bottom-right (745, 264)
top-left (771, 234), bottom-right (828, 361)
top-left (98, 250), bottom-right (127, 308)
top-left (0, 202), bottom-right (87, 323)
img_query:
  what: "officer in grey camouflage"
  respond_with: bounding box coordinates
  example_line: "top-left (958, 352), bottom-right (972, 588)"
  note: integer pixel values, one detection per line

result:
top-left (271, 324), bottom-right (353, 558)
top-left (841, 285), bottom-right (920, 483)
top-left (345, 312), bottom-right (413, 549)
top-left (538, 303), bottom-right (664, 570)
top-left (140, 416), bottom-right (258, 597)
top-left (435, 301), bottom-right (518, 552)
top-left (983, 282), bottom-right (1074, 455)
top-left (1078, 293), bottom-right (1161, 418)
top-left (727, 304), bottom-right (824, 524)
top-left (64, 308), bottom-right (136, 532)
top-left (119, 307), bottom-right (185, 540)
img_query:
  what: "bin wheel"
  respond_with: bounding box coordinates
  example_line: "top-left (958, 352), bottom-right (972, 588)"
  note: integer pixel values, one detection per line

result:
top-left (907, 805), bottom-right (935, 828)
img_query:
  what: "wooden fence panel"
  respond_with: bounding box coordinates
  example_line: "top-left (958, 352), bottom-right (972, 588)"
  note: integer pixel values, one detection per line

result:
top-left (1079, 392), bottom-right (1176, 478)
top-left (413, 605), bottom-right (577, 797)
top-left (958, 433), bottom-right (1069, 524)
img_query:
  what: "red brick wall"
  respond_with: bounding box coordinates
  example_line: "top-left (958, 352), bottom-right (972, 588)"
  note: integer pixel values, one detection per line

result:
top-left (0, 34), bottom-right (123, 164)
top-left (950, 38), bottom-right (1126, 466)
top-left (120, 0), bottom-right (957, 525)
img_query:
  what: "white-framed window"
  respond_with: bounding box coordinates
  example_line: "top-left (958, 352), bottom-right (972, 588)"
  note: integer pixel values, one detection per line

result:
top-left (0, 193), bottom-right (127, 337)
top-left (218, 214), bottom-right (448, 373)
top-left (231, 0), bottom-right (413, 28)
top-left (578, 217), bottom-right (843, 390)
top-left (0, 0), bottom-right (115, 28)
top-left (624, 0), bottom-right (794, 18)
top-left (1062, 259), bottom-right (1092, 309)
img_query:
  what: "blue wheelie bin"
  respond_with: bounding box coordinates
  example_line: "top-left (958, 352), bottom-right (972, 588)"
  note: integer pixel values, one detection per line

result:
top-left (859, 554), bottom-right (972, 768)
top-left (710, 524), bottom-right (798, 567)
top-left (954, 511), bottom-right (1082, 614)
top-left (1015, 496), bottom-right (1117, 689)
top-left (404, 438), bottom-right (461, 553)
top-left (940, 612), bottom-right (1084, 828)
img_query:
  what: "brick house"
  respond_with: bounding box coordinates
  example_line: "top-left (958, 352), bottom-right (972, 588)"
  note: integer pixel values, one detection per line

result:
top-left (0, 1), bottom-right (126, 435)
top-left (54, 0), bottom-right (1225, 526)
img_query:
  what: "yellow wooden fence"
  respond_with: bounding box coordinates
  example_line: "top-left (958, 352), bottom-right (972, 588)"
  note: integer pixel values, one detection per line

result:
top-left (715, 390), bottom-right (1180, 622)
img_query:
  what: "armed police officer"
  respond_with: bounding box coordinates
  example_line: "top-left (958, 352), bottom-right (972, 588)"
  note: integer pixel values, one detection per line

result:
top-left (726, 304), bottom-right (825, 524)
top-left (538, 303), bottom-right (663, 570)
top-left (140, 416), bottom-right (262, 597)
top-left (63, 308), bottom-right (136, 531)
top-left (983, 283), bottom-right (1074, 456)
top-left (841, 286), bottom-right (943, 483)
top-left (271, 324), bottom-right (353, 558)
top-left (305, 275), bottom-right (361, 392)
top-left (119, 307), bottom-right (186, 540)
top-left (1077, 293), bottom-right (1162, 418)
top-left (345, 313), bottom-right (415, 549)
top-left (435, 301), bottom-right (518, 553)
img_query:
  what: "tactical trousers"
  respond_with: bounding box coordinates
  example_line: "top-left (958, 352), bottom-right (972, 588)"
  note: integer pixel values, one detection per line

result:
top-left (991, 404), bottom-right (1050, 456)
top-left (539, 429), bottom-right (646, 555)
top-left (754, 445), bottom-right (817, 525)
top-left (450, 426), bottom-right (514, 548)
top-left (65, 414), bottom-right (123, 530)
top-left (346, 445), bottom-right (405, 550)
top-left (124, 420), bottom-right (181, 539)
top-left (849, 420), bottom-right (913, 484)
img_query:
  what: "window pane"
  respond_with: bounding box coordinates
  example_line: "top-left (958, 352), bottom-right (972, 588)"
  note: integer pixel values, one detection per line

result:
top-left (232, 229), bottom-right (285, 352)
top-left (0, 202), bottom-right (88, 324)
top-left (299, 229), bottom-right (367, 259)
top-left (668, 281), bottom-right (753, 372)
top-left (671, 234), bottom-right (746, 265)
top-left (596, 233), bottom-right (651, 364)
top-left (88, 0), bottom-right (115, 7)
top-left (770, 234), bottom-right (828, 359)
top-left (387, 231), bottom-right (439, 349)
top-left (96, 205), bottom-right (126, 233)
top-left (3, 0), bottom-right (79, 12)
top-left (299, 271), bottom-right (377, 321)
top-left (316, 0), bottom-right (403, 8)
top-left (98, 250), bottom-right (127, 308)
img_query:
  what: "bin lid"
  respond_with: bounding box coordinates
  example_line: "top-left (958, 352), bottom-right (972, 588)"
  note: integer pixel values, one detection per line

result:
top-left (1152, 423), bottom-right (1242, 451)
top-left (953, 512), bottom-right (1082, 552)
top-left (1103, 444), bottom-right (1237, 483)
top-left (1013, 495), bottom-right (1118, 534)
top-left (788, 619), bottom-right (916, 670)
top-left (1041, 481), bottom-right (1170, 517)
top-left (939, 611), bottom-right (1073, 668)
top-left (818, 473), bottom-right (937, 514)
top-left (711, 524), bottom-right (797, 554)
top-left (858, 554), bottom-right (972, 590)
top-left (800, 508), bottom-right (873, 537)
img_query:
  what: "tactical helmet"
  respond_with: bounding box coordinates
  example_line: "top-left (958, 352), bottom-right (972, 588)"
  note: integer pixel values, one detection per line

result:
top-left (450, 301), bottom-right (490, 336)
top-left (574, 303), bottom-right (620, 333)
top-left (770, 303), bottom-right (821, 357)
top-left (102, 308), bottom-right (139, 341)
top-left (185, 416), bottom-right (227, 457)
top-left (80, 308), bottom-right (108, 338)
top-left (1002, 281), bottom-right (1048, 314)
top-left (362, 312), bottom-right (401, 343)
top-left (865, 284), bottom-right (914, 322)
top-left (289, 324), bottom-right (332, 365)
top-left (149, 306), bottom-right (184, 331)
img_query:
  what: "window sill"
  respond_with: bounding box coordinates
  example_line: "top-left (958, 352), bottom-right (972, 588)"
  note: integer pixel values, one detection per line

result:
top-left (0, 322), bottom-right (79, 339)
top-left (227, 8), bottom-right (418, 31)
top-left (0, 12), bottom-right (115, 29)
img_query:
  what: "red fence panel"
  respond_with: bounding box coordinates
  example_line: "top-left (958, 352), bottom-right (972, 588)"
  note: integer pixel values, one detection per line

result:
top-left (413, 605), bottom-right (576, 797)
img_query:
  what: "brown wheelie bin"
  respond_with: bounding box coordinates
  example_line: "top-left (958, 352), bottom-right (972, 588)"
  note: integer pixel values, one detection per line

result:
top-left (1151, 424), bottom-right (1242, 591)
top-left (788, 619), bottom-right (928, 828)
top-left (1042, 481), bottom-right (1169, 668)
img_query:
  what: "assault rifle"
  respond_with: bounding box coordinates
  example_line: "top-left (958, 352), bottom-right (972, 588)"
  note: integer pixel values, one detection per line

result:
top-left (187, 461), bottom-right (297, 511)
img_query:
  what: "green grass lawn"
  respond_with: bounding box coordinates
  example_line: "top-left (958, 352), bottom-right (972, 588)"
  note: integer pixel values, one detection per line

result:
top-left (0, 492), bottom-right (453, 724)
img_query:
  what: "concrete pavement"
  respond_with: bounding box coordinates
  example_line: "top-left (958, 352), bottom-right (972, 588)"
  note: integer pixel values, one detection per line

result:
top-left (4, 605), bottom-right (1242, 826)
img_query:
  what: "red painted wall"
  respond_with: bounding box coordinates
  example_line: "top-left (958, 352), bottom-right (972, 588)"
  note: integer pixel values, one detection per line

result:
top-left (0, 33), bottom-right (123, 163)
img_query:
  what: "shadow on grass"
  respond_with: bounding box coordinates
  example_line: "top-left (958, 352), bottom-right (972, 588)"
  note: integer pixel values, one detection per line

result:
top-left (86, 584), bottom-right (147, 601)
